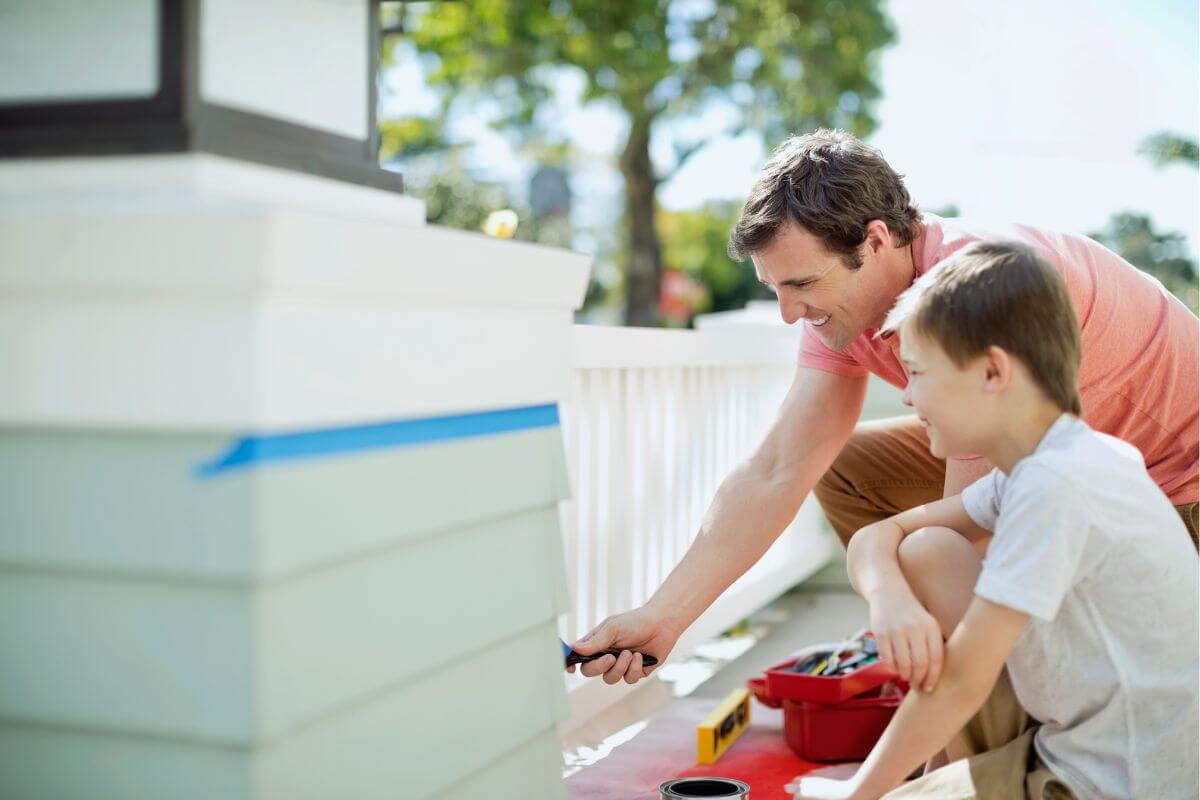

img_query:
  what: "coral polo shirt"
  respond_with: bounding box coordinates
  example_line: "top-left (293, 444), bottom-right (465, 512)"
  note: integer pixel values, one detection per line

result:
top-left (799, 215), bottom-right (1199, 505)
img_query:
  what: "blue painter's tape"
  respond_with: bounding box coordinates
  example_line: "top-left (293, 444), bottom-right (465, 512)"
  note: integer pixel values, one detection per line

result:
top-left (196, 403), bottom-right (559, 478)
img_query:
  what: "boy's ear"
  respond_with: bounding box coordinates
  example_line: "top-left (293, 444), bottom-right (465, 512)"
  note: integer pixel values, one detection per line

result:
top-left (981, 345), bottom-right (1013, 394)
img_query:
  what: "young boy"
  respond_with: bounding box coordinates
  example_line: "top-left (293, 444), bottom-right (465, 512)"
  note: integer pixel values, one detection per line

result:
top-left (792, 242), bottom-right (1199, 800)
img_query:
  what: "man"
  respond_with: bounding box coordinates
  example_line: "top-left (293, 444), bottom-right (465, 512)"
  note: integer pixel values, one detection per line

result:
top-left (567, 129), bottom-right (1199, 687)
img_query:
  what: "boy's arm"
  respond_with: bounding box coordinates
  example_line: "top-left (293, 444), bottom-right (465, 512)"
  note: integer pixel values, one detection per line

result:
top-left (847, 493), bottom-right (992, 600)
top-left (845, 494), bottom-right (993, 689)
top-left (794, 596), bottom-right (1030, 800)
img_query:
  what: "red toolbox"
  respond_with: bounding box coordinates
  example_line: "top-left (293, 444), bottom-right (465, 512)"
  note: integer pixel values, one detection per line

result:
top-left (748, 645), bottom-right (907, 763)
top-left (784, 684), bottom-right (905, 762)
top-left (764, 652), bottom-right (899, 705)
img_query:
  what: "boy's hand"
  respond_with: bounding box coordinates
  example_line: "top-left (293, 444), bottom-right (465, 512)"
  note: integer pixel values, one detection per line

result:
top-left (869, 588), bottom-right (944, 693)
top-left (787, 764), bottom-right (864, 800)
top-left (566, 605), bottom-right (680, 685)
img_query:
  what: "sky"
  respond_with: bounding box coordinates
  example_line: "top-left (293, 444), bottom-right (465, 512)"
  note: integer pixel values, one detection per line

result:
top-left (382, 0), bottom-right (1200, 259)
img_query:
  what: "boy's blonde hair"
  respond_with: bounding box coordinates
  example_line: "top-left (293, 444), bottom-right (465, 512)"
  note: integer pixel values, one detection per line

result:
top-left (882, 241), bottom-right (1083, 415)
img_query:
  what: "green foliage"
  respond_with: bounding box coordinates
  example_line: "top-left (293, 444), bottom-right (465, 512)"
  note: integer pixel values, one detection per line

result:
top-left (378, 117), bottom-right (450, 162)
top-left (1139, 131), bottom-right (1200, 169)
top-left (384, 0), bottom-right (895, 324)
top-left (396, 0), bottom-right (893, 145)
top-left (925, 203), bottom-right (960, 218)
top-left (658, 202), bottom-right (771, 315)
top-left (1089, 212), bottom-right (1198, 311)
top-left (398, 155), bottom-right (573, 252)
top-left (1086, 131), bottom-right (1200, 312)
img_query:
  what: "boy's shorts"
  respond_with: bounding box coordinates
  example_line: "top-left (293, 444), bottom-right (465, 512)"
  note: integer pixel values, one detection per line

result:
top-left (881, 670), bottom-right (1075, 800)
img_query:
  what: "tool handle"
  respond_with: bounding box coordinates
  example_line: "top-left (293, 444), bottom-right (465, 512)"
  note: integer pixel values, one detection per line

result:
top-left (562, 640), bottom-right (658, 668)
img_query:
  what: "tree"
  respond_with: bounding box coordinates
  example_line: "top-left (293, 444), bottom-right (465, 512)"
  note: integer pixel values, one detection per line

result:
top-left (1088, 132), bottom-right (1199, 312)
top-left (658, 201), bottom-right (771, 321)
top-left (385, 0), bottom-right (895, 326)
top-left (377, 115), bottom-right (574, 248)
top-left (1089, 212), bottom-right (1198, 311)
top-left (1139, 132), bottom-right (1199, 169)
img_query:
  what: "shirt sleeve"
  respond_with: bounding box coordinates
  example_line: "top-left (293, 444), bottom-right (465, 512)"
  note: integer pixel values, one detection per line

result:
top-left (797, 328), bottom-right (869, 377)
top-left (960, 469), bottom-right (1005, 531)
top-left (972, 464), bottom-right (1094, 621)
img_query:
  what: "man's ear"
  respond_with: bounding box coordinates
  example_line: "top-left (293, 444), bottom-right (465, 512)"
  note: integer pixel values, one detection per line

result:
top-left (982, 345), bottom-right (1013, 395)
top-left (864, 219), bottom-right (894, 254)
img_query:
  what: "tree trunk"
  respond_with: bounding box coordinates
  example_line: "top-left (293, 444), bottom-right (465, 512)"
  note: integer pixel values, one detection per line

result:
top-left (619, 114), bottom-right (662, 327)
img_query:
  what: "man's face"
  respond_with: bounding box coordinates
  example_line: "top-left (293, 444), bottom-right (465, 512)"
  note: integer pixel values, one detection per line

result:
top-left (898, 322), bottom-right (988, 459)
top-left (750, 221), bottom-right (892, 351)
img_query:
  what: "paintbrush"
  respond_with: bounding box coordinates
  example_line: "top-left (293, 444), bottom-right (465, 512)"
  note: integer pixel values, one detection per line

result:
top-left (561, 639), bottom-right (659, 668)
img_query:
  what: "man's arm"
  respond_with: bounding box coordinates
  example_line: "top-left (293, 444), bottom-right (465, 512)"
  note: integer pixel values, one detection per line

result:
top-left (794, 597), bottom-right (1031, 800)
top-left (647, 368), bottom-right (868, 624)
top-left (572, 368), bottom-right (867, 682)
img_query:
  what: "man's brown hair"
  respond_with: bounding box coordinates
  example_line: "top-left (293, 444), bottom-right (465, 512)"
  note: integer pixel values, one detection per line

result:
top-left (727, 129), bottom-right (922, 268)
top-left (882, 241), bottom-right (1083, 415)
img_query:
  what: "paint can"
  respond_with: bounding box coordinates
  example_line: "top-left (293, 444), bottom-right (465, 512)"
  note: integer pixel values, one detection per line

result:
top-left (659, 777), bottom-right (751, 798)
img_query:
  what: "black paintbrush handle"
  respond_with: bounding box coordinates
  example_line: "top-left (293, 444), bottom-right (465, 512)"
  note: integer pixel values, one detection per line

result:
top-left (563, 642), bottom-right (659, 668)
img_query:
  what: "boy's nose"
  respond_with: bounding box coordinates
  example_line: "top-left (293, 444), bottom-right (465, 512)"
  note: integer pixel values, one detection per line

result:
top-left (901, 385), bottom-right (913, 407)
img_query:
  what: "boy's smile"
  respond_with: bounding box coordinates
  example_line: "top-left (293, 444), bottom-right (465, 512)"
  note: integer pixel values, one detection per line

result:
top-left (898, 322), bottom-right (989, 459)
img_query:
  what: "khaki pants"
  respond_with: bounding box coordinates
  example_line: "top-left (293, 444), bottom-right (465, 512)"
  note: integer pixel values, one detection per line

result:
top-left (814, 415), bottom-right (1200, 550)
top-left (882, 671), bottom-right (1073, 800)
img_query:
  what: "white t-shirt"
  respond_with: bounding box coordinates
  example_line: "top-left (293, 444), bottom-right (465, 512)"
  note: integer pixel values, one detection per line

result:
top-left (962, 414), bottom-right (1199, 800)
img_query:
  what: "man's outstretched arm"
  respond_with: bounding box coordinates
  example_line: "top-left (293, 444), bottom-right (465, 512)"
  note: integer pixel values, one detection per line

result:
top-left (571, 368), bottom-right (867, 684)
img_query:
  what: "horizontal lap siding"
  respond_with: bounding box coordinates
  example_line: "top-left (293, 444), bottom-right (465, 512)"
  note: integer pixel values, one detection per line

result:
top-left (0, 426), bottom-right (569, 581)
top-left (0, 424), bottom-right (572, 798)
top-left (0, 623), bottom-right (567, 800)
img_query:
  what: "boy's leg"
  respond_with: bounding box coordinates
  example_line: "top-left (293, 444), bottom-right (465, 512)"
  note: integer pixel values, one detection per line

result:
top-left (882, 724), bottom-right (1074, 800)
top-left (882, 689), bottom-right (1072, 800)
top-left (897, 526), bottom-right (981, 637)
top-left (887, 529), bottom-right (1071, 799)
top-left (814, 415), bottom-right (946, 548)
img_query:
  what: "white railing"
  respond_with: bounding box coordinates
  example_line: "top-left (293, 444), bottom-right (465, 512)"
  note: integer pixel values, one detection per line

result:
top-left (557, 314), bottom-right (908, 731)
top-left (557, 323), bottom-right (838, 728)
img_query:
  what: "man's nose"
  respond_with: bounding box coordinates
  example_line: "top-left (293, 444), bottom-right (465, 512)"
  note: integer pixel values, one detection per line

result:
top-left (778, 297), bottom-right (808, 326)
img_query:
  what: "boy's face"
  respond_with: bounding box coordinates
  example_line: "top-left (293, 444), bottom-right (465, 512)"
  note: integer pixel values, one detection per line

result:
top-left (898, 322), bottom-right (991, 459)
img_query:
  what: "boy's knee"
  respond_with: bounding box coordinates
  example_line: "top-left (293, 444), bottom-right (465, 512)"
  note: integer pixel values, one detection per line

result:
top-left (898, 526), bottom-right (977, 589)
top-left (898, 526), bottom-right (953, 567)
top-left (898, 527), bottom-right (983, 634)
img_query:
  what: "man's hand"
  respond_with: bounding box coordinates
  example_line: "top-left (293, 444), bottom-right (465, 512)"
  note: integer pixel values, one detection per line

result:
top-left (566, 605), bottom-right (682, 685)
top-left (788, 764), bottom-right (864, 800)
top-left (869, 587), bottom-right (944, 693)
